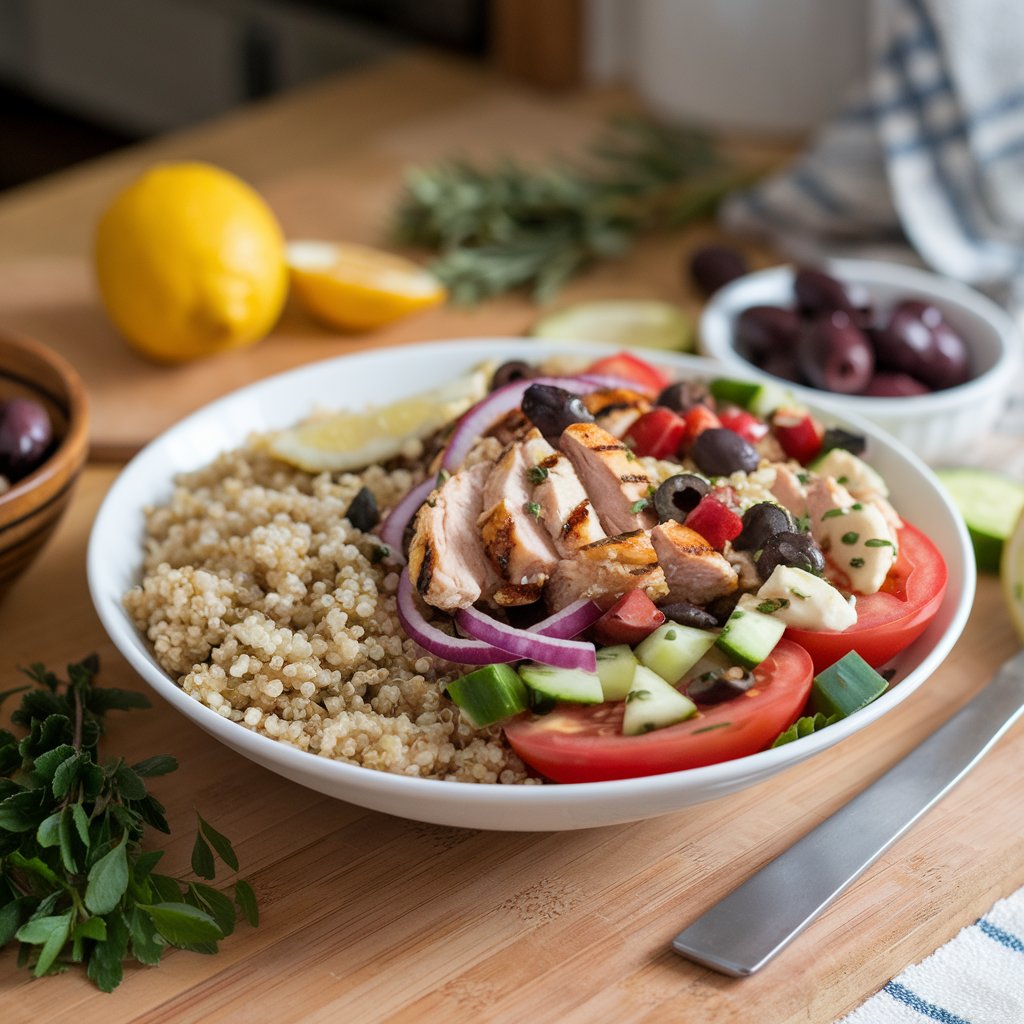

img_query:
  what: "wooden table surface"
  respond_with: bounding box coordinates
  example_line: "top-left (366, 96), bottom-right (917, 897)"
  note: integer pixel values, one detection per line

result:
top-left (2, 52), bottom-right (1023, 1023)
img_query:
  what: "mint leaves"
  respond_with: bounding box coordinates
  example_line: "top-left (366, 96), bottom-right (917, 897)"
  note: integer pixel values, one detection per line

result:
top-left (0, 656), bottom-right (257, 990)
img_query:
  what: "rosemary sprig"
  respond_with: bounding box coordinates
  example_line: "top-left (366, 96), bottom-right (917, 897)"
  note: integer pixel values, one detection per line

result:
top-left (392, 116), bottom-right (749, 304)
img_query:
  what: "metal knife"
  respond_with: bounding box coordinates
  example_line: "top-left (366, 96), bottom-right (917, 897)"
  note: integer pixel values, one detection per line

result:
top-left (672, 648), bottom-right (1024, 977)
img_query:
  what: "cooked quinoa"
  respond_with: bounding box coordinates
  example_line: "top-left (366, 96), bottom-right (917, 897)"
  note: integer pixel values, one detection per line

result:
top-left (124, 440), bottom-right (536, 784)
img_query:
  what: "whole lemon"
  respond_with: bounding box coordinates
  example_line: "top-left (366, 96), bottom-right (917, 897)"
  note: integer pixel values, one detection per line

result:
top-left (94, 162), bottom-right (288, 362)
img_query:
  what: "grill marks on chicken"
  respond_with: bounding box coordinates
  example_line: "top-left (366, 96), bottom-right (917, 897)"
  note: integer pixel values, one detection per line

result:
top-left (650, 522), bottom-right (738, 606)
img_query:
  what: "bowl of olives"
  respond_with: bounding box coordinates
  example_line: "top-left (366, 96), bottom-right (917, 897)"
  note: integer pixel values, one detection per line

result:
top-left (0, 333), bottom-right (89, 596)
top-left (698, 258), bottom-right (1021, 463)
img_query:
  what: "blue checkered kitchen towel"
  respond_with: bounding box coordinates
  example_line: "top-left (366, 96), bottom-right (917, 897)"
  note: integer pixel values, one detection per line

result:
top-left (723, 0), bottom-right (1024, 447)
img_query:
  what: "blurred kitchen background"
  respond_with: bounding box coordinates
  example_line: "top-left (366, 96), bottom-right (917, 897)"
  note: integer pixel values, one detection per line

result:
top-left (0, 0), bottom-right (868, 192)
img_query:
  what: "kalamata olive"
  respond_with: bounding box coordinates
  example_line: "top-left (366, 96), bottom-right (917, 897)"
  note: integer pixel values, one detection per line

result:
top-left (735, 305), bottom-right (801, 362)
top-left (654, 473), bottom-right (710, 522)
top-left (794, 267), bottom-right (873, 324)
top-left (0, 397), bottom-right (52, 480)
top-left (820, 427), bottom-right (867, 456)
top-left (689, 245), bottom-right (748, 296)
top-left (861, 372), bottom-right (931, 397)
top-left (756, 530), bottom-right (826, 579)
top-left (686, 665), bottom-right (755, 704)
top-left (798, 312), bottom-right (874, 394)
top-left (733, 502), bottom-right (794, 553)
top-left (521, 383), bottom-right (595, 439)
top-left (690, 428), bottom-right (760, 477)
top-left (656, 600), bottom-right (719, 630)
top-left (872, 300), bottom-right (970, 390)
top-left (656, 379), bottom-right (712, 414)
top-left (491, 360), bottom-right (535, 391)
top-left (344, 486), bottom-right (379, 532)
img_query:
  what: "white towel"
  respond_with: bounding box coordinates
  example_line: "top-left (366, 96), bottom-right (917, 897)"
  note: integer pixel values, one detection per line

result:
top-left (837, 885), bottom-right (1024, 1023)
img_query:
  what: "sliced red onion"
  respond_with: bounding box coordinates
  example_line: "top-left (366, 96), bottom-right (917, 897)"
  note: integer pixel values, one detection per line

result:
top-left (456, 604), bottom-right (597, 672)
top-left (528, 598), bottom-right (602, 639)
top-left (378, 477), bottom-right (435, 562)
top-left (396, 569), bottom-right (514, 665)
top-left (441, 375), bottom-right (601, 472)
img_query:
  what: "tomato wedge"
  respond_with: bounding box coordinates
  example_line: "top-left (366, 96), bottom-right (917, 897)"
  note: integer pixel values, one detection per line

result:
top-left (785, 521), bottom-right (947, 672)
top-left (584, 352), bottom-right (669, 393)
top-left (504, 640), bottom-right (813, 782)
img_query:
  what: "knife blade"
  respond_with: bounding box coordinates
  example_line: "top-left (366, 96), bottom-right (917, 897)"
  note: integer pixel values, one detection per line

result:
top-left (672, 648), bottom-right (1024, 977)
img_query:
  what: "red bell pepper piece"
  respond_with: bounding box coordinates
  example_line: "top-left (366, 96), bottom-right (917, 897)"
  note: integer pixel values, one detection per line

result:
top-left (623, 408), bottom-right (687, 460)
top-left (772, 408), bottom-right (824, 464)
top-left (683, 495), bottom-right (743, 550)
top-left (593, 589), bottom-right (666, 647)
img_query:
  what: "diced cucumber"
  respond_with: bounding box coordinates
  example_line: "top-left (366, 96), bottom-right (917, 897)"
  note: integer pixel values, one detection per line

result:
top-left (595, 644), bottom-right (639, 701)
top-left (709, 377), bottom-right (796, 418)
top-left (622, 665), bottom-right (697, 736)
top-left (446, 664), bottom-right (529, 728)
top-left (634, 622), bottom-right (718, 685)
top-left (518, 662), bottom-right (604, 705)
top-left (715, 594), bottom-right (787, 669)
top-left (811, 651), bottom-right (888, 718)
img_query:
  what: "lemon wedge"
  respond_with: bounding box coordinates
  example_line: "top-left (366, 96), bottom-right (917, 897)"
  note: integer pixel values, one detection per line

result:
top-left (1001, 507), bottom-right (1024, 641)
top-left (263, 367), bottom-right (489, 472)
top-left (286, 240), bottom-right (446, 332)
top-left (530, 300), bottom-right (693, 352)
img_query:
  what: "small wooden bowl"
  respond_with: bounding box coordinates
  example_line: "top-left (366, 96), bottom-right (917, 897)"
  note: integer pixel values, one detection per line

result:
top-left (0, 333), bottom-right (89, 596)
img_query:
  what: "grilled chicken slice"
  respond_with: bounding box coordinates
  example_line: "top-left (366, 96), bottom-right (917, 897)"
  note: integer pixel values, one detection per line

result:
top-left (582, 387), bottom-right (652, 438)
top-left (546, 530), bottom-right (668, 611)
top-left (770, 464), bottom-right (809, 519)
top-left (560, 422), bottom-right (658, 535)
top-left (650, 521), bottom-right (739, 605)
top-left (408, 463), bottom-right (495, 612)
top-left (479, 440), bottom-right (559, 606)
top-left (522, 429), bottom-right (606, 556)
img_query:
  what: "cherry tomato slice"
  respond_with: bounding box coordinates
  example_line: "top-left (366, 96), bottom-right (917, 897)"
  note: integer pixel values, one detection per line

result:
top-left (623, 408), bottom-right (687, 459)
top-left (584, 352), bottom-right (669, 394)
top-left (593, 589), bottom-right (666, 646)
top-left (505, 640), bottom-right (813, 782)
top-left (785, 521), bottom-right (947, 672)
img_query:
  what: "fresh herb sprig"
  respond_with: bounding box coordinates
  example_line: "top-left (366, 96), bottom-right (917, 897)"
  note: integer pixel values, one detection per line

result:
top-left (392, 116), bottom-right (752, 304)
top-left (0, 656), bottom-right (257, 991)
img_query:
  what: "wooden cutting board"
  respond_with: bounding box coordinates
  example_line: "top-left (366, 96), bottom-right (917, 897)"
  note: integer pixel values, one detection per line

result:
top-left (0, 53), bottom-right (781, 460)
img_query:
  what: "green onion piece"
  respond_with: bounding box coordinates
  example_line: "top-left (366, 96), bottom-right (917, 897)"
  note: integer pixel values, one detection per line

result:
top-left (445, 664), bottom-right (529, 728)
top-left (810, 651), bottom-right (889, 719)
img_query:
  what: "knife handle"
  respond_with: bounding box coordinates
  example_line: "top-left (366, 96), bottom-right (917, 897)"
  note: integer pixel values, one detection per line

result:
top-left (672, 657), bottom-right (1024, 977)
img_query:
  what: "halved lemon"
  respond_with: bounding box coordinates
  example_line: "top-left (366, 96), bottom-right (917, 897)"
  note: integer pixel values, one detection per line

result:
top-left (1001, 507), bottom-right (1024, 641)
top-left (530, 300), bottom-right (693, 352)
top-left (262, 366), bottom-right (490, 472)
top-left (286, 240), bottom-right (446, 332)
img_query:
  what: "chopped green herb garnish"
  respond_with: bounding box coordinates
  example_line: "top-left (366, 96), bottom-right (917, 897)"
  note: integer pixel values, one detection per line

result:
top-left (837, 475), bottom-right (849, 485)
top-left (796, 472), bottom-right (810, 485)
top-left (524, 501), bottom-right (543, 520)
top-left (647, 484), bottom-right (657, 497)
top-left (841, 531), bottom-right (860, 545)
top-left (436, 468), bottom-right (451, 486)
top-left (864, 538), bottom-right (895, 549)
top-left (692, 722), bottom-right (732, 735)
top-left (756, 598), bottom-right (790, 614)
top-left (789, 588), bottom-right (810, 600)
top-left (370, 544), bottom-right (391, 563)
top-left (630, 498), bottom-right (651, 514)
top-left (851, 502), bottom-right (863, 510)
top-left (849, 557), bottom-right (865, 568)
top-left (625, 450), bottom-right (637, 462)
top-left (527, 465), bottom-right (549, 484)
top-left (795, 515), bottom-right (810, 533)
top-left (664, 629), bottom-right (677, 641)
top-left (626, 690), bottom-right (652, 703)
top-left (822, 508), bottom-right (846, 520)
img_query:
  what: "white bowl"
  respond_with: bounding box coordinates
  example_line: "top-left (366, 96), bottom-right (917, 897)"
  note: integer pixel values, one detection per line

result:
top-left (87, 339), bottom-right (974, 831)
top-left (699, 258), bottom-right (1022, 464)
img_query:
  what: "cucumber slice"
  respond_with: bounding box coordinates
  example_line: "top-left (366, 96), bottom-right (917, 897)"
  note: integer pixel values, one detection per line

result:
top-left (715, 594), bottom-right (787, 669)
top-left (811, 651), bottom-right (888, 718)
top-left (708, 377), bottom-right (795, 418)
top-left (634, 622), bottom-right (718, 685)
top-left (531, 300), bottom-right (693, 352)
top-left (595, 644), bottom-right (639, 701)
top-left (519, 662), bottom-right (603, 705)
top-left (446, 664), bottom-right (529, 728)
top-left (936, 467), bottom-right (1024, 573)
top-left (622, 665), bottom-right (697, 736)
